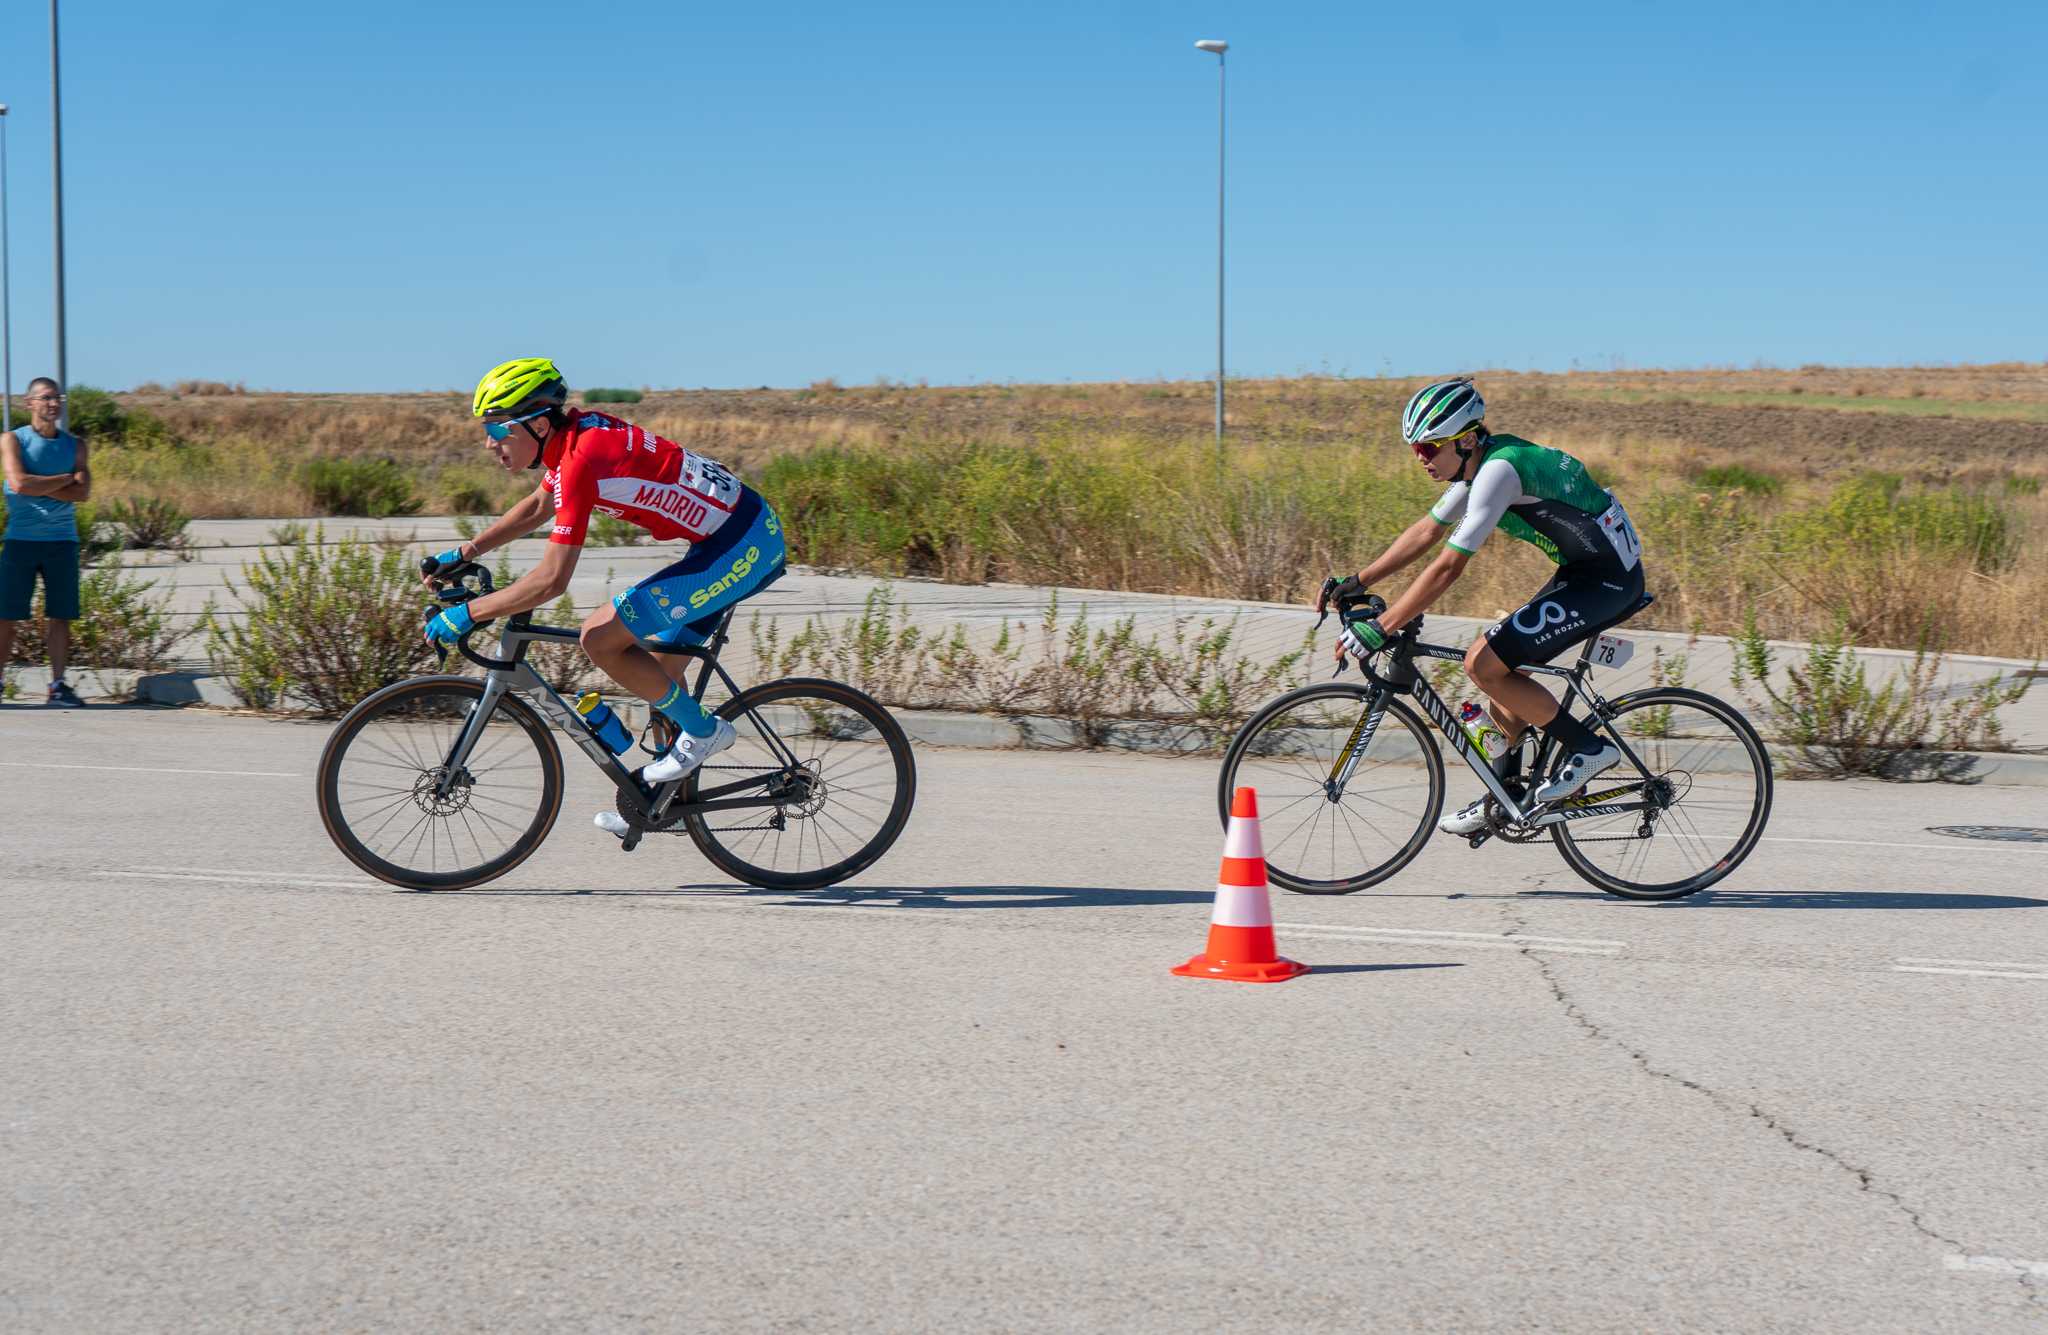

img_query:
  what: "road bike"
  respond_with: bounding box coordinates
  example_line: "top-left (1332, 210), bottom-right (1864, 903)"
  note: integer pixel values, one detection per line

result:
top-left (1216, 581), bottom-right (1772, 900)
top-left (315, 560), bottom-right (916, 891)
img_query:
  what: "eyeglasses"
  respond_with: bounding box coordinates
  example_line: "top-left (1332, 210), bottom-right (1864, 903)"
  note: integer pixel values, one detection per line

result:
top-left (482, 407), bottom-right (549, 441)
top-left (26, 393), bottom-right (64, 404)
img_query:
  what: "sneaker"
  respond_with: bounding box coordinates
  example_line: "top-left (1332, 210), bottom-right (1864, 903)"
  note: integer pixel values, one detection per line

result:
top-left (1439, 798), bottom-right (1491, 836)
top-left (595, 811), bottom-right (632, 841)
top-left (47, 680), bottom-right (86, 709)
top-left (1533, 742), bottom-right (1622, 804)
top-left (643, 717), bottom-right (737, 785)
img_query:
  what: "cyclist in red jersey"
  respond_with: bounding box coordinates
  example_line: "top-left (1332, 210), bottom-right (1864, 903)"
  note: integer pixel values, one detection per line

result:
top-left (422, 359), bottom-right (787, 830)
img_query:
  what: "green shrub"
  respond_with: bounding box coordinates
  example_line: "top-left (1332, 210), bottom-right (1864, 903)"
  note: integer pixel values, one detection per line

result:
top-left (5, 559), bottom-right (182, 674)
top-left (104, 496), bottom-right (192, 550)
top-left (746, 583), bottom-right (1314, 748)
top-left (588, 514), bottom-right (647, 547)
top-left (1779, 473), bottom-right (2014, 573)
top-left (1693, 463), bottom-right (1783, 496)
top-left (758, 435), bottom-right (1435, 600)
top-left (583, 387), bottom-right (643, 404)
top-left (443, 476), bottom-right (502, 515)
top-left (268, 521), bottom-right (309, 546)
top-left (58, 386), bottom-right (182, 450)
top-left (62, 386), bottom-right (128, 441)
top-left (302, 457), bottom-right (424, 518)
top-left (35, 499), bottom-right (128, 566)
top-left (203, 528), bottom-right (435, 713)
top-left (1729, 611), bottom-right (2031, 779)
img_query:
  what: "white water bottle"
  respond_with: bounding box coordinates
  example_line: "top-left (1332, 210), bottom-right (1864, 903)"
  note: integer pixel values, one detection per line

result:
top-left (1457, 701), bottom-right (1504, 761)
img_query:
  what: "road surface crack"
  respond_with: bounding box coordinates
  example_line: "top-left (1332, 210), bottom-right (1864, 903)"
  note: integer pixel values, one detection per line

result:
top-left (1500, 904), bottom-right (2038, 1304)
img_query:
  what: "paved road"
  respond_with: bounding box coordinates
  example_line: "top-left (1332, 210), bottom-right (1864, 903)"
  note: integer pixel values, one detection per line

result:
top-left (5, 708), bottom-right (2047, 1330)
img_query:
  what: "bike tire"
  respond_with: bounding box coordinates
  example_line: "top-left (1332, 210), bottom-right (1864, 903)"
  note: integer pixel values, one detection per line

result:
top-left (1217, 681), bottom-right (1445, 894)
top-left (1550, 687), bottom-right (1772, 900)
top-left (317, 674), bottom-right (564, 891)
top-left (684, 677), bottom-right (916, 891)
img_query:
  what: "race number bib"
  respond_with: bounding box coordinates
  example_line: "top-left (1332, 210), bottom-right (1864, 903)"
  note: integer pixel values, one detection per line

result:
top-left (1591, 633), bottom-right (1635, 670)
top-left (1596, 499), bottom-right (1641, 571)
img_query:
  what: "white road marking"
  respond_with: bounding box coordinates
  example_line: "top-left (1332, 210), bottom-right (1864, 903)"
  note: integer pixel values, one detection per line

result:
top-left (1756, 834), bottom-right (2046, 855)
top-left (1, 761), bottom-right (299, 778)
top-left (1278, 922), bottom-right (1623, 956)
top-left (1892, 963), bottom-right (2048, 981)
top-left (1944, 1254), bottom-right (2048, 1277)
top-left (1897, 956), bottom-right (2045, 969)
top-left (96, 870), bottom-right (373, 890)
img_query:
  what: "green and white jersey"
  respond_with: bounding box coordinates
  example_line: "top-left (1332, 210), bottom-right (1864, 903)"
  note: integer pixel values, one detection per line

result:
top-left (1429, 434), bottom-right (1641, 570)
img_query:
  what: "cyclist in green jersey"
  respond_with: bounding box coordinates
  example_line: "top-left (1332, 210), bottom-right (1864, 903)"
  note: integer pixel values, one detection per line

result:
top-left (1325, 379), bottom-right (1647, 835)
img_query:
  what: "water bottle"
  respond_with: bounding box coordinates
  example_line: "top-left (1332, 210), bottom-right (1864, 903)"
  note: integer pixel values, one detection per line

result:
top-left (1457, 701), bottom-right (1504, 761)
top-left (576, 692), bottom-right (634, 756)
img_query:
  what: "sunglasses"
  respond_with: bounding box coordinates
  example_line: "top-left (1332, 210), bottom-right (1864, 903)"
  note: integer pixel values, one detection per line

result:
top-left (1411, 428), bottom-right (1473, 463)
top-left (482, 407), bottom-right (549, 441)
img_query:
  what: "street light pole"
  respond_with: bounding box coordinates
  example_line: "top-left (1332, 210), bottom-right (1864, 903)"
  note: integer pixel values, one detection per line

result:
top-left (1, 103), bottom-right (12, 437)
top-left (50, 0), bottom-right (67, 430)
top-left (1195, 39), bottom-right (1227, 452)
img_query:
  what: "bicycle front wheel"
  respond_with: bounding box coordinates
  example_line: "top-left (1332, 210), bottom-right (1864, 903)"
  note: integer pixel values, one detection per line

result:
top-left (684, 677), bottom-right (916, 891)
top-left (317, 675), bottom-right (564, 890)
top-left (1217, 682), bottom-right (1445, 894)
top-left (1551, 687), bottom-right (1772, 900)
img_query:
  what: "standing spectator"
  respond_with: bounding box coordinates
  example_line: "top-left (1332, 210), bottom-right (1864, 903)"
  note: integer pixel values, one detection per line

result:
top-left (1, 378), bottom-right (92, 707)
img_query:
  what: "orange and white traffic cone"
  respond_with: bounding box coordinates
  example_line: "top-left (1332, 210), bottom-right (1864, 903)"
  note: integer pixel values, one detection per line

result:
top-left (1172, 786), bottom-right (1309, 983)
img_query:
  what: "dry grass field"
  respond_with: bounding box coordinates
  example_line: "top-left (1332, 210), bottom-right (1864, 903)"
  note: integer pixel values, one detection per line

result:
top-left (74, 364), bottom-right (2048, 659)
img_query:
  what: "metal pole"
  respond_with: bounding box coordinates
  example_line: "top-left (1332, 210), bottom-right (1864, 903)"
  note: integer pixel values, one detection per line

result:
top-left (1194, 40), bottom-right (1229, 453)
top-left (1, 105), bottom-right (12, 437)
top-left (50, 0), bottom-right (67, 431)
top-left (1204, 52), bottom-right (1220, 454)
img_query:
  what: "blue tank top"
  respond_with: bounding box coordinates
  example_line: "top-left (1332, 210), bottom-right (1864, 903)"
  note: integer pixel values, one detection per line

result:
top-left (3, 425), bottom-right (80, 542)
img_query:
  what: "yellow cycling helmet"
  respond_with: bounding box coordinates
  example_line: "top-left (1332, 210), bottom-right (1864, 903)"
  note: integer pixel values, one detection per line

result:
top-left (472, 357), bottom-right (568, 417)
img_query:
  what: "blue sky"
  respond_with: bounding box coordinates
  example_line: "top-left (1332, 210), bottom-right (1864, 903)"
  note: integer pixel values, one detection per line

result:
top-left (0, 0), bottom-right (2042, 392)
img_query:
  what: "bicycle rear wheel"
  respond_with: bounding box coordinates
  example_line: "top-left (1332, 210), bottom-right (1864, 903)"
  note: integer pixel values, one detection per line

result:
top-left (684, 677), bottom-right (916, 891)
top-left (1217, 682), bottom-right (1444, 894)
top-left (1550, 687), bottom-right (1772, 900)
top-left (317, 675), bottom-right (563, 890)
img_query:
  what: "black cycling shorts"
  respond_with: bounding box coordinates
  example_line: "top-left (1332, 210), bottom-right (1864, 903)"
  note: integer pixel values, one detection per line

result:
top-left (1483, 561), bottom-right (1647, 670)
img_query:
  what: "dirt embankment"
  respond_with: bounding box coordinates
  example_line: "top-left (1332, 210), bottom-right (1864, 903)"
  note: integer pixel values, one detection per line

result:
top-left (119, 363), bottom-right (2048, 484)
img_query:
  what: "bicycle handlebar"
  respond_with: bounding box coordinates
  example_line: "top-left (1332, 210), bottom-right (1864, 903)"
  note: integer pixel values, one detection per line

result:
top-left (420, 557), bottom-right (524, 672)
top-left (1315, 577), bottom-right (1418, 682)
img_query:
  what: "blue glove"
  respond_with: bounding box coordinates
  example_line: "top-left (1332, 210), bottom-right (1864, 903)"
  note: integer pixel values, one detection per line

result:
top-left (424, 602), bottom-right (475, 646)
top-left (428, 547), bottom-right (466, 576)
top-left (1339, 615), bottom-right (1389, 657)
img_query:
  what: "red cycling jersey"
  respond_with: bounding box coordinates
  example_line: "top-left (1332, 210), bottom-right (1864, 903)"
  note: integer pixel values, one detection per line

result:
top-left (538, 409), bottom-right (745, 547)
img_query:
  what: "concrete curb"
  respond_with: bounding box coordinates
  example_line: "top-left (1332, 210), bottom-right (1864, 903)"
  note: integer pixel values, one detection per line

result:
top-left (10, 665), bottom-right (2048, 786)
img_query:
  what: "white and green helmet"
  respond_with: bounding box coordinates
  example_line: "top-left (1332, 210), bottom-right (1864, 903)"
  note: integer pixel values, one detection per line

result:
top-left (1401, 378), bottom-right (1485, 445)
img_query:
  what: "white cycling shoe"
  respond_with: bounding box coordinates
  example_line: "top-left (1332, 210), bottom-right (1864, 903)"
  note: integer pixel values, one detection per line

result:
top-left (1439, 798), bottom-right (1491, 836)
top-left (595, 811), bottom-right (632, 841)
top-left (1532, 743), bottom-right (1622, 804)
top-left (643, 717), bottom-right (737, 785)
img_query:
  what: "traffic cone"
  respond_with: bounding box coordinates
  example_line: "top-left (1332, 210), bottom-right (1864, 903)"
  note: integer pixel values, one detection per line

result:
top-left (1172, 786), bottom-right (1309, 983)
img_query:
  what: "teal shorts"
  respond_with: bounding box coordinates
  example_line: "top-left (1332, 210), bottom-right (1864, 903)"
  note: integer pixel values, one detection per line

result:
top-left (0, 539), bottom-right (82, 621)
top-left (613, 493), bottom-right (787, 648)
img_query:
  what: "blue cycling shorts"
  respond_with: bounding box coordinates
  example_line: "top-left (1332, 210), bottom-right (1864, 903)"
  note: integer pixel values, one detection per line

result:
top-left (612, 491), bottom-right (786, 648)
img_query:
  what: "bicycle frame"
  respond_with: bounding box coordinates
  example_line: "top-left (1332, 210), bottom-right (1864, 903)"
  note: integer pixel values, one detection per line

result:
top-left (432, 605), bottom-right (804, 831)
top-left (1349, 630), bottom-right (1662, 831)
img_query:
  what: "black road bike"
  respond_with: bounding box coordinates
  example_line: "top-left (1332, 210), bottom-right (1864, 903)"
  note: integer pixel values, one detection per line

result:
top-left (315, 560), bottom-right (916, 891)
top-left (1216, 582), bottom-right (1772, 901)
